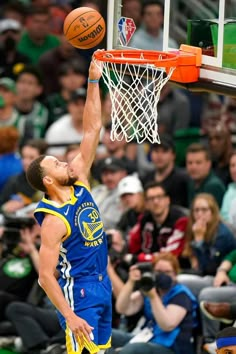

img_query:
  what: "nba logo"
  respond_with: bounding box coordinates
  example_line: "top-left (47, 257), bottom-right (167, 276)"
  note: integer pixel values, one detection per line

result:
top-left (118, 17), bottom-right (136, 46)
top-left (80, 288), bottom-right (85, 297)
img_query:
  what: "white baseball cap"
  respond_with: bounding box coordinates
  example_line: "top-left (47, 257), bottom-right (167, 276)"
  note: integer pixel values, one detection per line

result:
top-left (118, 175), bottom-right (143, 197)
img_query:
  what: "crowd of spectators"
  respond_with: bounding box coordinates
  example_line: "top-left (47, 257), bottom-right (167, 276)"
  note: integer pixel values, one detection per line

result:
top-left (1, 0), bottom-right (236, 354)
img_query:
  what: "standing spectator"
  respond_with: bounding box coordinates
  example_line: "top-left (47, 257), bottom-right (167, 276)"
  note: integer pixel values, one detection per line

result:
top-left (117, 175), bottom-right (145, 237)
top-left (91, 157), bottom-right (128, 230)
top-left (128, 181), bottom-right (187, 265)
top-left (186, 143), bottom-right (226, 207)
top-left (15, 66), bottom-right (48, 146)
top-left (0, 18), bottom-right (30, 79)
top-left (142, 135), bottom-right (189, 207)
top-left (45, 88), bottom-right (87, 158)
top-left (207, 123), bottom-right (233, 186)
top-left (17, 6), bottom-right (60, 64)
top-left (0, 126), bottom-right (22, 193)
top-left (129, 0), bottom-right (178, 50)
top-left (44, 59), bottom-right (87, 126)
top-left (38, 35), bottom-right (87, 95)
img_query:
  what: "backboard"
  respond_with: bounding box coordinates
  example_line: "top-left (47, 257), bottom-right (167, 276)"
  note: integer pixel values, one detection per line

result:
top-left (108, 0), bottom-right (236, 97)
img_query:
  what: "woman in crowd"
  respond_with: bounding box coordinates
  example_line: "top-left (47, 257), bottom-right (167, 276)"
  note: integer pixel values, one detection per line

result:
top-left (108, 253), bottom-right (198, 354)
top-left (178, 193), bottom-right (236, 297)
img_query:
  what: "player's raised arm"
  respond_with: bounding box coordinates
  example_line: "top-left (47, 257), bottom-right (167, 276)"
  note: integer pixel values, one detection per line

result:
top-left (70, 57), bottom-right (103, 180)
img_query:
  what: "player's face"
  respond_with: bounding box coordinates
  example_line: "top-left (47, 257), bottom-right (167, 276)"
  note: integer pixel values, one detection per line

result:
top-left (41, 156), bottom-right (77, 187)
top-left (216, 347), bottom-right (236, 354)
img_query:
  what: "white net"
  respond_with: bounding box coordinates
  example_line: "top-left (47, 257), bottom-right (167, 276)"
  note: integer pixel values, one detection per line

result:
top-left (97, 55), bottom-right (176, 144)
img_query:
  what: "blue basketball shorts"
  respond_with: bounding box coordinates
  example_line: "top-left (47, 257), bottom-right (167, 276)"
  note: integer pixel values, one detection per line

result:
top-left (58, 273), bottom-right (112, 353)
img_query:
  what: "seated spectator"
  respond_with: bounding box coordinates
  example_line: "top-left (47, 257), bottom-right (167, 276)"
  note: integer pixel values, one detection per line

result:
top-left (91, 157), bottom-right (128, 229)
top-left (221, 151), bottom-right (236, 223)
top-left (44, 59), bottom-right (87, 126)
top-left (207, 123), bottom-right (233, 186)
top-left (39, 35), bottom-right (87, 95)
top-left (122, 0), bottom-right (142, 29)
top-left (186, 143), bottom-right (226, 207)
top-left (127, 181), bottom-right (188, 266)
top-left (2, 1), bottom-right (27, 27)
top-left (45, 88), bottom-right (87, 159)
top-left (177, 193), bottom-right (236, 295)
top-left (17, 6), bottom-right (60, 64)
top-left (117, 175), bottom-right (145, 237)
top-left (0, 77), bottom-right (19, 128)
top-left (215, 327), bottom-right (236, 354)
top-left (129, 0), bottom-right (178, 50)
top-left (0, 220), bottom-right (40, 321)
top-left (0, 18), bottom-right (30, 80)
top-left (196, 249), bottom-right (236, 352)
top-left (142, 135), bottom-right (189, 207)
top-left (0, 126), bottom-right (22, 193)
top-left (157, 84), bottom-right (191, 136)
top-left (108, 253), bottom-right (198, 354)
top-left (0, 139), bottom-right (48, 214)
top-left (5, 298), bottom-right (65, 354)
top-left (15, 65), bottom-right (48, 146)
top-left (93, 122), bottom-right (137, 181)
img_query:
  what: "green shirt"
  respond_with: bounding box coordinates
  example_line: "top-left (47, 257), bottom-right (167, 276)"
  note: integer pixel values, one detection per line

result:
top-left (188, 171), bottom-right (226, 207)
top-left (225, 250), bottom-right (236, 283)
top-left (17, 31), bottom-right (60, 64)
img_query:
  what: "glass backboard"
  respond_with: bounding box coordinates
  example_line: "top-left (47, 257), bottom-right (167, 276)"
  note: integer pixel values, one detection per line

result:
top-left (108, 0), bottom-right (236, 96)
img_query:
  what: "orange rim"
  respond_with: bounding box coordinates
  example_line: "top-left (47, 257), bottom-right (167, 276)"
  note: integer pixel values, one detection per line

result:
top-left (94, 49), bottom-right (179, 67)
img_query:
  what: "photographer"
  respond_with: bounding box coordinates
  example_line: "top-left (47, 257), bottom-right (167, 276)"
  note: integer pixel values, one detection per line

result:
top-left (108, 253), bottom-right (198, 354)
top-left (0, 216), bottom-right (40, 321)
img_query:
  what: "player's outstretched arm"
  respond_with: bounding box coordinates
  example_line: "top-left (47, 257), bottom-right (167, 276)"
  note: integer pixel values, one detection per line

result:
top-left (70, 56), bottom-right (103, 181)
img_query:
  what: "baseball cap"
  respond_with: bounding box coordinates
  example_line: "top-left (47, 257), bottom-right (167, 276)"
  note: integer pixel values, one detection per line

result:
top-left (118, 175), bottom-right (143, 196)
top-left (100, 157), bottom-right (127, 173)
top-left (0, 19), bottom-right (22, 34)
top-left (0, 77), bottom-right (16, 93)
top-left (68, 88), bottom-right (87, 102)
top-left (151, 134), bottom-right (175, 152)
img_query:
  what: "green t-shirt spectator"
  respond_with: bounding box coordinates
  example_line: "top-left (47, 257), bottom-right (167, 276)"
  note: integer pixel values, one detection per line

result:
top-left (225, 250), bottom-right (236, 283)
top-left (17, 31), bottom-right (60, 64)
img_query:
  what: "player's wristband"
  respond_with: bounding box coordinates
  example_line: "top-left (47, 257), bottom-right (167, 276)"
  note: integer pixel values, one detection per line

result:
top-left (88, 79), bottom-right (99, 83)
top-left (217, 267), bottom-right (228, 273)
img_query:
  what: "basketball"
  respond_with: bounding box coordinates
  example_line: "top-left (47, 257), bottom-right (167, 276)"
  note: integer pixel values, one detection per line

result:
top-left (63, 7), bottom-right (106, 49)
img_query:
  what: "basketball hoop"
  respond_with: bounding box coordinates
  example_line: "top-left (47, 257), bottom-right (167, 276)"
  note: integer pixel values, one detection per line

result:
top-left (94, 46), bottom-right (201, 144)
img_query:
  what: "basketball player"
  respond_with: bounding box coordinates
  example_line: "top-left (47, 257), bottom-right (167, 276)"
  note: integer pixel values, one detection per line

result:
top-left (26, 57), bottom-right (111, 354)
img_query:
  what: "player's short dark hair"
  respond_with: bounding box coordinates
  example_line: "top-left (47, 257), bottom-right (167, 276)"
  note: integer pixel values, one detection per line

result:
top-left (26, 154), bottom-right (47, 192)
top-left (216, 326), bottom-right (236, 340)
top-left (186, 143), bottom-right (211, 160)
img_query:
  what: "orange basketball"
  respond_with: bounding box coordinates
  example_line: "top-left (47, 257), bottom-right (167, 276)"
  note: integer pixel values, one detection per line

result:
top-left (63, 7), bottom-right (106, 49)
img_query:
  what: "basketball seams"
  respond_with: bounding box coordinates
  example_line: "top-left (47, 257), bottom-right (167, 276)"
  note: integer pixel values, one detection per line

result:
top-left (64, 10), bottom-right (96, 36)
top-left (67, 17), bottom-right (104, 41)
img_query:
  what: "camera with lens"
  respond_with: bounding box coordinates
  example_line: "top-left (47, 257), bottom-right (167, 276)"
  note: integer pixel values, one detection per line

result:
top-left (136, 262), bottom-right (173, 292)
top-left (136, 262), bottom-right (155, 292)
top-left (1, 216), bottom-right (36, 254)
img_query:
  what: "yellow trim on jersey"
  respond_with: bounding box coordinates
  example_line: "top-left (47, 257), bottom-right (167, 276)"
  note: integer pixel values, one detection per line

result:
top-left (35, 208), bottom-right (71, 239)
top-left (75, 180), bottom-right (91, 192)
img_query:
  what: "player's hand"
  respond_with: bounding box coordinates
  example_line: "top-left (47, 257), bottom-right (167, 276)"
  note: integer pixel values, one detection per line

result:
top-left (67, 314), bottom-right (94, 343)
top-left (89, 51), bottom-right (103, 80)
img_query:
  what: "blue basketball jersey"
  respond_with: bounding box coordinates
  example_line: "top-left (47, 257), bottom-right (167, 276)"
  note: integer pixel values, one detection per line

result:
top-left (34, 181), bottom-right (108, 280)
